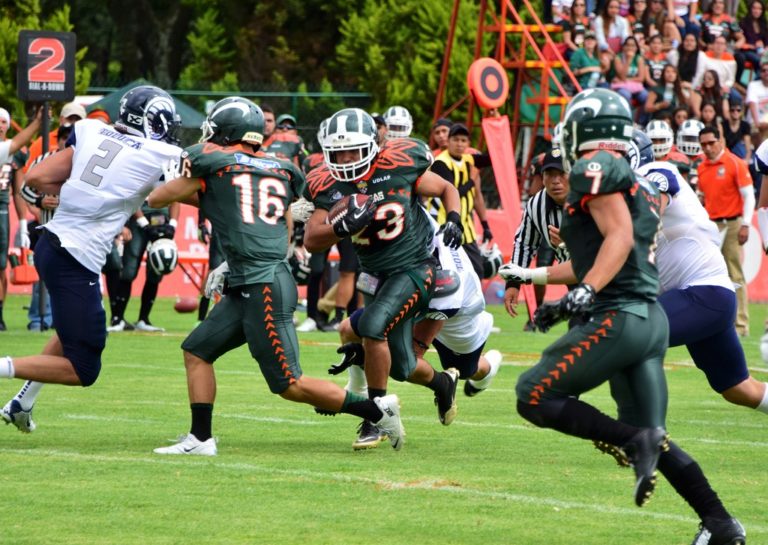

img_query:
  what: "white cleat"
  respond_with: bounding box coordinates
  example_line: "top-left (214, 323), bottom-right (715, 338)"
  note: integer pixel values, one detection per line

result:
top-left (134, 320), bottom-right (165, 332)
top-left (296, 317), bottom-right (318, 332)
top-left (153, 433), bottom-right (217, 456)
top-left (107, 319), bottom-right (134, 332)
top-left (374, 395), bottom-right (405, 451)
top-left (2, 400), bottom-right (36, 433)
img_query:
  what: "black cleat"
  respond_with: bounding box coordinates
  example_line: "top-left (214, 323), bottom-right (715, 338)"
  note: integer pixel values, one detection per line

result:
top-left (691, 517), bottom-right (746, 545)
top-left (522, 320), bottom-right (536, 332)
top-left (464, 381), bottom-right (483, 397)
top-left (0, 320), bottom-right (6, 331)
top-left (352, 420), bottom-right (386, 450)
top-left (435, 368), bottom-right (459, 425)
top-left (622, 427), bottom-right (669, 507)
top-left (593, 440), bottom-right (630, 467)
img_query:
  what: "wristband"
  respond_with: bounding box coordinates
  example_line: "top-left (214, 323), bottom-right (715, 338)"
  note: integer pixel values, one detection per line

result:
top-left (19, 219), bottom-right (28, 230)
top-left (530, 267), bottom-right (549, 285)
top-left (136, 216), bottom-right (149, 228)
top-left (505, 279), bottom-right (521, 290)
top-left (481, 220), bottom-right (490, 229)
top-left (169, 219), bottom-right (178, 228)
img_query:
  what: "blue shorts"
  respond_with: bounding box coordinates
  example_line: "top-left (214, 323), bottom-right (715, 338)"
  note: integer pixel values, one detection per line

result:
top-left (36, 230), bottom-right (106, 386)
top-left (432, 338), bottom-right (485, 379)
top-left (658, 285), bottom-right (748, 393)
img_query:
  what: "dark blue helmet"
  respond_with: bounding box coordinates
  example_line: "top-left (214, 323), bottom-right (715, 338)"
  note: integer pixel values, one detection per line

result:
top-left (627, 128), bottom-right (654, 169)
top-left (116, 85), bottom-right (181, 145)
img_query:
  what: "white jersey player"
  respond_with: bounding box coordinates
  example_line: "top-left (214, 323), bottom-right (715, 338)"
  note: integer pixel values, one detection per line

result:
top-left (1, 86), bottom-right (183, 434)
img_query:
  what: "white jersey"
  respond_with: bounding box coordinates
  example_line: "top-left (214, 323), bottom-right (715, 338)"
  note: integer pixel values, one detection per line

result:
top-left (638, 161), bottom-right (732, 293)
top-left (44, 119), bottom-right (181, 273)
top-left (0, 140), bottom-right (10, 165)
top-left (426, 232), bottom-right (493, 354)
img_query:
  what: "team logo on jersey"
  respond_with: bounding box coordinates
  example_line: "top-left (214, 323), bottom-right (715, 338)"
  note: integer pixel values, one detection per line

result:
top-left (331, 191), bottom-right (343, 201)
top-left (234, 153), bottom-right (280, 170)
top-left (356, 181), bottom-right (368, 193)
top-left (717, 166), bottom-right (725, 177)
top-left (370, 174), bottom-right (391, 185)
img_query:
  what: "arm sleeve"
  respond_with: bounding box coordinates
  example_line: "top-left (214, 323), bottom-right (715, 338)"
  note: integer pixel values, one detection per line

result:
top-left (430, 160), bottom-right (452, 181)
top-left (741, 185), bottom-right (755, 225)
top-left (471, 152), bottom-right (493, 169)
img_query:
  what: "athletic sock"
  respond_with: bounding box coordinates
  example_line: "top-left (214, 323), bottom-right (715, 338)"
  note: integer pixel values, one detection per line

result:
top-left (0, 356), bottom-right (14, 378)
top-left (345, 365), bottom-right (368, 396)
top-left (334, 307), bottom-right (345, 322)
top-left (0, 300), bottom-right (4, 321)
top-left (368, 387), bottom-right (386, 401)
top-left (14, 381), bottom-right (43, 410)
top-left (190, 403), bottom-right (213, 442)
top-left (138, 279), bottom-right (159, 323)
top-left (342, 391), bottom-right (382, 421)
top-left (426, 369), bottom-right (448, 393)
top-left (756, 383), bottom-right (768, 414)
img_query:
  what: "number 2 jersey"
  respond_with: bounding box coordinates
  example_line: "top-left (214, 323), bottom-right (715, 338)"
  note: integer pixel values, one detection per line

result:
top-left (562, 150), bottom-right (661, 313)
top-left (45, 119), bottom-right (182, 273)
top-left (182, 142), bottom-right (305, 287)
top-left (304, 138), bottom-right (434, 275)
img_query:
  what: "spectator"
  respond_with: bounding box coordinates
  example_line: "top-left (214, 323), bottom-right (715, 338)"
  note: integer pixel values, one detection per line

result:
top-left (429, 117), bottom-right (452, 155)
top-left (610, 37), bottom-right (651, 122)
top-left (691, 35), bottom-right (738, 100)
top-left (674, 33), bottom-right (703, 95)
top-left (739, 0), bottom-right (768, 81)
top-left (645, 64), bottom-right (689, 119)
top-left (690, 69), bottom-right (730, 119)
top-left (672, 104), bottom-right (691, 133)
top-left (593, 0), bottom-right (631, 55)
top-left (668, 0), bottom-right (701, 38)
top-left (645, 0), bottom-right (682, 51)
top-left (746, 62), bottom-right (768, 142)
top-left (700, 0), bottom-right (744, 49)
top-left (645, 34), bottom-right (671, 85)
top-left (552, 0), bottom-right (576, 24)
top-left (697, 125), bottom-right (754, 336)
top-left (563, 0), bottom-right (592, 58)
top-left (626, 0), bottom-right (649, 27)
top-left (700, 101), bottom-right (724, 136)
top-left (570, 31), bottom-right (607, 89)
top-left (722, 98), bottom-right (753, 161)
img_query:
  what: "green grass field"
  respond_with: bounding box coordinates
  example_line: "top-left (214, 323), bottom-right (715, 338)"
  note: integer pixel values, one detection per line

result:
top-left (0, 294), bottom-right (766, 545)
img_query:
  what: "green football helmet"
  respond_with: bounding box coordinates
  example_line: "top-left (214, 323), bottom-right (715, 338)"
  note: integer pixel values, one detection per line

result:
top-left (322, 108), bottom-right (379, 182)
top-left (561, 88), bottom-right (634, 171)
top-left (200, 97), bottom-right (265, 147)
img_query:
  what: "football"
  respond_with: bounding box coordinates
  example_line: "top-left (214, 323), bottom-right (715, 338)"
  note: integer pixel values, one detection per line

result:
top-left (326, 193), bottom-right (371, 227)
top-left (174, 296), bottom-right (199, 313)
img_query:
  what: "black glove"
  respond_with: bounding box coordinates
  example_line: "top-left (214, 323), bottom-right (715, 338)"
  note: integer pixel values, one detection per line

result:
top-left (289, 252), bottom-right (311, 286)
top-left (147, 223), bottom-right (175, 242)
top-left (332, 198), bottom-right (376, 238)
top-left (198, 222), bottom-right (210, 244)
top-left (439, 211), bottom-right (463, 249)
top-left (533, 283), bottom-right (595, 333)
top-left (481, 220), bottom-right (493, 242)
top-left (327, 342), bottom-right (365, 375)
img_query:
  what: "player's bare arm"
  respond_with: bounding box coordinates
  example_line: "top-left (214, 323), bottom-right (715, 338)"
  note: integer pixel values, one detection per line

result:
top-left (415, 170), bottom-right (460, 215)
top-left (303, 207), bottom-right (338, 252)
top-left (24, 147), bottom-right (74, 195)
top-left (148, 176), bottom-right (201, 208)
top-left (581, 192), bottom-right (634, 292)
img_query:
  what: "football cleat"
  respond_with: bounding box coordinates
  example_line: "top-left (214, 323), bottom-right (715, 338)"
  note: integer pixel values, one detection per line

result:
top-left (1, 399), bottom-right (36, 433)
top-left (107, 319), bottom-right (134, 332)
top-left (465, 350), bottom-right (501, 397)
top-left (435, 368), bottom-right (460, 425)
top-left (622, 427), bottom-right (669, 507)
top-left (593, 440), bottom-right (630, 467)
top-left (691, 517), bottom-right (746, 545)
top-left (296, 317), bottom-right (318, 332)
top-left (134, 320), bottom-right (165, 332)
top-left (374, 395), bottom-right (405, 451)
top-left (352, 419), bottom-right (385, 450)
top-left (153, 433), bottom-right (217, 456)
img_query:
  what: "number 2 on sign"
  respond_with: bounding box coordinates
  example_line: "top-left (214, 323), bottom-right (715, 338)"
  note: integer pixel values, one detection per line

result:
top-left (27, 38), bottom-right (66, 83)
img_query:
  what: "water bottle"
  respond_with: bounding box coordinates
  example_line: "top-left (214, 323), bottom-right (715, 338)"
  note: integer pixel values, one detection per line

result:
top-left (588, 70), bottom-right (600, 88)
top-left (662, 83), bottom-right (674, 104)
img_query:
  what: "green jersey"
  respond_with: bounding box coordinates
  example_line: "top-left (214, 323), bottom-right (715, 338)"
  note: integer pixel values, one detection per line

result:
top-left (562, 150), bottom-right (661, 313)
top-left (304, 138), bottom-right (434, 274)
top-left (182, 142), bottom-right (306, 286)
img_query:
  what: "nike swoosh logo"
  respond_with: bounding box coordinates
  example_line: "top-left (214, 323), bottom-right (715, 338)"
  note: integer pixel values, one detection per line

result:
top-left (352, 208), bottom-right (367, 220)
top-left (89, 281), bottom-right (97, 286)
top-left (183, 447), bottom-right (196, 453)
top-left (241, 292), bottom-right (250, 298)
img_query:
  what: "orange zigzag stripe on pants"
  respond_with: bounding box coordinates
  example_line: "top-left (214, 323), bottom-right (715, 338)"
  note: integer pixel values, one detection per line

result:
top-left (528, 312), bottom-right (616, 405)
top-left (263, 285), bottom-right (296, 385)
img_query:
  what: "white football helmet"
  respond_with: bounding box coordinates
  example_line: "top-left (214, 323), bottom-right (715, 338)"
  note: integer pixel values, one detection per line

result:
top-left (383, 105), bottom-right (413, 139)
top-left (322, 108), bottom-right (379, 182)
top-left (646, 120), bottom-right (674, 159)
top-left (551, 121), bottom-right (564, 153)
top-left (148, 238), bottom-right (178, 275)
top-left (676, 119), bottom-right (705, 157)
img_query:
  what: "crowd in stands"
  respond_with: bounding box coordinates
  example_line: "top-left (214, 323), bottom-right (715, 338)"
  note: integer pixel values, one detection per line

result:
top-left (549, 0), bottom-right (767, 167)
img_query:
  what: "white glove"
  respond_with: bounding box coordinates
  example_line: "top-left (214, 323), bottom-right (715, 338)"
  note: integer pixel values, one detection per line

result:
top-left (17, 219), bottom-right (30, 249)
top-left (498, 263), bottom-right (548, 285)
top-left (162, 158), bottom-right (180, 182)
top-left (290, 198), bottom-right (315, 223)
top-left (204, 261), bottom-right (230, 298)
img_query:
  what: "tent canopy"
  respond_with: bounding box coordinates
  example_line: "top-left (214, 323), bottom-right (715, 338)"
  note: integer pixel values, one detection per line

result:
top-left (86, 79), bottom-right (205, 129)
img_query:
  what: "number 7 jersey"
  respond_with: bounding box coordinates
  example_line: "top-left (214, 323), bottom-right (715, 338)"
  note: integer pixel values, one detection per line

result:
top-left (304, 138), bottom-right (434, 274)
top-left (183, 142), bottom-right (305, 286)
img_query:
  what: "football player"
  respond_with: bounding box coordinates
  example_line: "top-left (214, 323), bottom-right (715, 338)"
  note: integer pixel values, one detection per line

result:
top-left (147, 97), bottom-right (404, 455)
top-left (505, 89), bottom-right (745, 544)
top-left (382, 105), bottom-right (413, 140)
top-left (303, 108), bottom-right (464, 449)
top-left (0, 86), bottom-right (182, 432)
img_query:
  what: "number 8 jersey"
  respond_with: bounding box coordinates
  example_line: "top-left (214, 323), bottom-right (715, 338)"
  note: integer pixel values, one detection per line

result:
top-left (183, 142), bottom-right (306, 287)
top-left (305, 138), bottom-right (434, 275)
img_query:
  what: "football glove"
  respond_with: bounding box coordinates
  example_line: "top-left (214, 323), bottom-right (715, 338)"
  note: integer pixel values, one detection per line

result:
top-left (17, 220), bottom-right (30, 249)
top-left (147, 223), bottom-right (175, 242)
top-left (498, 263), bottom-right (548, 285)
top-left (204, 261), bottom-right (230, 299)
top-left (332, 198), bottom-right (376, 238)
top-left (438, 211), bottom-right (463, 250)
top-left (533, 283), bottom-right (596, 333)
top-left (162, 158), bottom-right (180, 182)
top-left (327, 343), bottom-right (365, 375)
top-left (290, 197), bottom-right (315, 224)
top-left (197, 222), bottom-right (210, 244)
top-left (481, 220), bottom-right (493, 242)
top-left (289, 246), bottom-right (311, 285)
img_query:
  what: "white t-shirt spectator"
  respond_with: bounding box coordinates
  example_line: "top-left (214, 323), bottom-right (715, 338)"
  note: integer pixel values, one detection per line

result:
top-left (691, 51), bottom-right (737, 90)
top-left (746, 79), bottom-right (768, 126)
top-left (593, 14), bottom-right (631, 53)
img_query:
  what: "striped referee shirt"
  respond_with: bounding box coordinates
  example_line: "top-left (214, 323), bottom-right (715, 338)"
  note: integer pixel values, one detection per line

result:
top-left (511, 188), bottom-right (569, 269)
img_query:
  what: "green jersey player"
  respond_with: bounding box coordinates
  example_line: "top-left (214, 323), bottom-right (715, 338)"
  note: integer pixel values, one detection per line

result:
top-left (513, 89), bottom-right (744, 544)
top-left (303, 108), bottom-right (465, 449)
top-left (147, 97), bottom-right (404, 455)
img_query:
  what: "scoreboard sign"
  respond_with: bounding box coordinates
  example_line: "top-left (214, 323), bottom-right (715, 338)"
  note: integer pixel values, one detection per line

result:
top-left (17, 30), bottom-right (76, 102)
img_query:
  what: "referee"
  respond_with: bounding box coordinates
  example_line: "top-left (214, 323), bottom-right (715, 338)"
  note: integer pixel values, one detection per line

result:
top-left (503, 149), bottom-right (569, 321)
